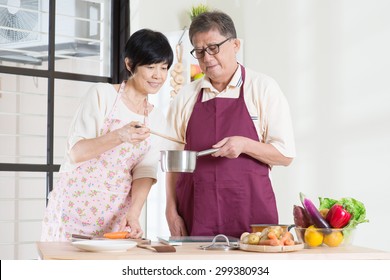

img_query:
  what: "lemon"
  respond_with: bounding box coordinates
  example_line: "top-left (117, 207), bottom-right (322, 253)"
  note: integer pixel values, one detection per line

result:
top-left (323, 231), bottom-right (344, 247)
top-left (304, 225), bottom-right (324, 247)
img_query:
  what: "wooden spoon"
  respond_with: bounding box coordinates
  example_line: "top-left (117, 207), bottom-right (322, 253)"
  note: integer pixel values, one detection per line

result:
top-left (135, 125), bottom-right (186, 144)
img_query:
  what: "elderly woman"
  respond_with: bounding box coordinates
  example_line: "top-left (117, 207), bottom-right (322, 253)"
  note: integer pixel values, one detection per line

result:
top-left (41, 29), bottom-right (173, 241)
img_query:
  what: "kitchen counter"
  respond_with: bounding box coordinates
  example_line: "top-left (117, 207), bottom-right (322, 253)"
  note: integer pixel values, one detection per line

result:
top-left (36, 241), bottom-right (390, 260)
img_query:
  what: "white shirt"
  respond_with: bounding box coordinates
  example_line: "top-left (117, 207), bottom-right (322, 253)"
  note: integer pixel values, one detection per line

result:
top-left (60, 83), bottom-right (170, 181)
top-left (166, 65), bottom-right (296, 158)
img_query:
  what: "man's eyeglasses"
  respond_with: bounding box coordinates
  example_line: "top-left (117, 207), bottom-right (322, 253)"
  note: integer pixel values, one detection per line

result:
top-left (190, 37), bottom-right (233, 59)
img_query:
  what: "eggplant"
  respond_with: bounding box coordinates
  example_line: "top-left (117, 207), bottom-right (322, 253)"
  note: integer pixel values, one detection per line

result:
top-left (300, 192), bottom-right (331, 232)
top-left (293, 205), bottom-right (313, 228)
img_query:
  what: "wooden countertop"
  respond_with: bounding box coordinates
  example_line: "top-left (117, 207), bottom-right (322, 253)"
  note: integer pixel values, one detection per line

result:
top-left (36, 241), bottom-right (390, 260)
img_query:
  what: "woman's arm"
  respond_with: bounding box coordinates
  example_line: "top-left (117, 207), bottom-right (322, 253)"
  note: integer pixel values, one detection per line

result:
top-left (119, 177), bottom-right (154, 238)
top-left (70, 123), bottom-right (150, 163)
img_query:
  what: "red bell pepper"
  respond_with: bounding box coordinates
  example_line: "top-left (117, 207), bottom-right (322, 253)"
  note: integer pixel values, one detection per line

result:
top-left (326, 204), bottom-right (352, 228)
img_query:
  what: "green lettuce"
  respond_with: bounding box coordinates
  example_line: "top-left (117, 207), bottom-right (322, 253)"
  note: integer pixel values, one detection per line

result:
top-left (319, 197), bottom-right (369, 229)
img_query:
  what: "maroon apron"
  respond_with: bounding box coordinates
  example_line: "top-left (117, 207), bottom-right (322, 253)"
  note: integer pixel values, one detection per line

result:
top-left (176, 65), bottom-right (278, 238)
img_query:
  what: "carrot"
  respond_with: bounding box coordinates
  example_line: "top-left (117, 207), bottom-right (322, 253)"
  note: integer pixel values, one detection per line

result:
top-left (267, 231), bottom-right (278, 240)
top-left (280, 231), bottom-right (293, 242)
top-left (259, 238), bottom-right (282, 246)
top-left (103, 231), bottom-right (130, 239)
top-left (284, 238), bottom-right (295, 246)
top-left (280, 231), bottom-right (294, 246)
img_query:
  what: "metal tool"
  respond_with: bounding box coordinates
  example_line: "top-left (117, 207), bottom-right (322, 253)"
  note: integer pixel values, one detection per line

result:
top-left (199, 234), bottom-right (240, 251)
top-left (160, 148), bottom-right (219, 173)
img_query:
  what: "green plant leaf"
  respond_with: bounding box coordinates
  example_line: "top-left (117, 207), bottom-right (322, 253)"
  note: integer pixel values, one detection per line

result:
top-left (190, 4), bottom-right (210, 20)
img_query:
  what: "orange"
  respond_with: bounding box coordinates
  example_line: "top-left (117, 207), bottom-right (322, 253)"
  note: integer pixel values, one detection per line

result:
top-left (323, 231), bottom-right (344, 247)
top-left (304, 225), bottom-right (324, 247)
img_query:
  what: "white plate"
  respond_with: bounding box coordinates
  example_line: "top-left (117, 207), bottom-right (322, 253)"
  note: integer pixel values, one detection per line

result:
top-left (72, 240), bottom-right (137, 252)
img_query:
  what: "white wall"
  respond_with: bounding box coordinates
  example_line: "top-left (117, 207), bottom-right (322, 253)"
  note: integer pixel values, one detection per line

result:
top-left (131, 0), bottom-right (390, 252)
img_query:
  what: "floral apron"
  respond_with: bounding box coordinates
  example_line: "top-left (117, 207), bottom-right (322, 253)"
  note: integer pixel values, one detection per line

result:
top-left (176, 65), bottom-right (278, 238)
top-left (41, 81), bottom-right (150, 241)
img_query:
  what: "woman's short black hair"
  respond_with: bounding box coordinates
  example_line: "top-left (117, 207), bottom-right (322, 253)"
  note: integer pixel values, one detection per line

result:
top-left (123, 29), bottom-right (174, 77)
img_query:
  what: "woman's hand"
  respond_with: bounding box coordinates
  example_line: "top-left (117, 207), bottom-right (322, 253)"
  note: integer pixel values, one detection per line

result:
top-left (119, 213), bottom-right (143, 239)
top-left (117, 121), bottom-right (150, 144)
top-left (70, 121), bottom-right (150, 163)
top-left (118, 178), bottom-right (153, 238)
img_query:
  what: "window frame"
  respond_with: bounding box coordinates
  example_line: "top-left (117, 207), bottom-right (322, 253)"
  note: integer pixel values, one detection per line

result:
top-left (0, 0), bottom-right (128, 199)
top-left (0, 1), bottom-right (129, 259)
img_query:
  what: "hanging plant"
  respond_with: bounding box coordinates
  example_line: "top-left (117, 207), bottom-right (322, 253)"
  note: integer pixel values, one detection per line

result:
top-left (189, 4), bottom-right (210, 21)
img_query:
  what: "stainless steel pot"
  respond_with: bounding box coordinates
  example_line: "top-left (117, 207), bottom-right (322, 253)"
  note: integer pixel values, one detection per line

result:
top-left (160, 148), bottom-right (219, 173)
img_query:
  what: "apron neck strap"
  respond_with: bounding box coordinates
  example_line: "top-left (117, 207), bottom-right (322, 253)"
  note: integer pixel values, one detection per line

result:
top-left (197, 64), bottom-right (246, 102)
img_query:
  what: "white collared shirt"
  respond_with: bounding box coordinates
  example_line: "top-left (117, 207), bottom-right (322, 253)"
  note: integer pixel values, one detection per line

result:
top-left (60, 83), bottom-right (170, 181)
top-left (166, 65), bottom-right (296, 158)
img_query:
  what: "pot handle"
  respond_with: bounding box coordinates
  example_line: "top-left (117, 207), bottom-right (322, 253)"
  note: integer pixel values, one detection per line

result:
top-left (197, 148), bottom-right (219, 157)
top-left (287, 224), bottom-right (296, 232)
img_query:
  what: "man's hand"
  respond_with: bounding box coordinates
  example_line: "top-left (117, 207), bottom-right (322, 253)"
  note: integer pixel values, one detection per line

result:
top-left (212, 136), bottom-right (248, 158)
